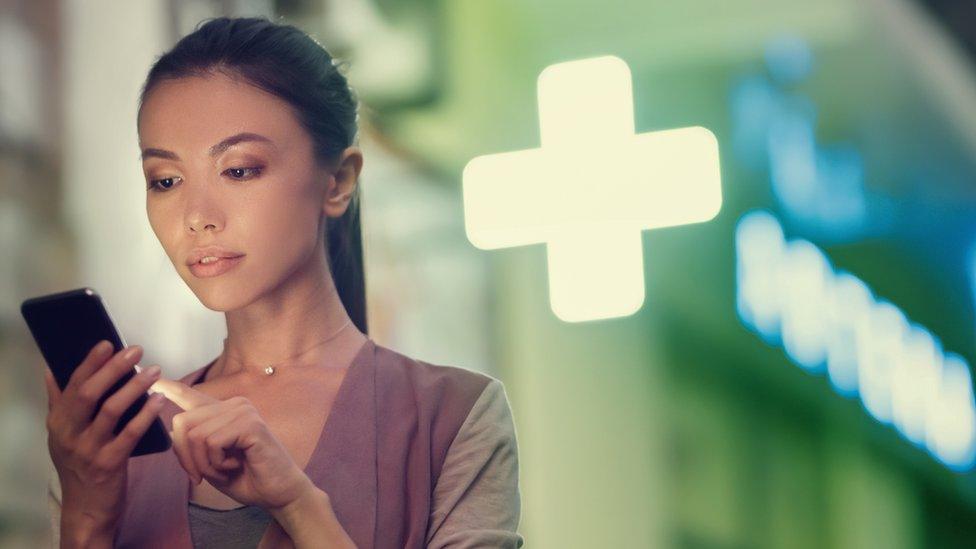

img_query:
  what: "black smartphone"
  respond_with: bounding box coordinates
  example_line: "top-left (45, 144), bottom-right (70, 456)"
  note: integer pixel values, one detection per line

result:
top-left (21, 287), bottom-right (172, 456)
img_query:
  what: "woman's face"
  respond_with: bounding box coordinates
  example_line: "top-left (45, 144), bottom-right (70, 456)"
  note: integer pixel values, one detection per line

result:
top-left (138, 71), bottom-right (357, 311)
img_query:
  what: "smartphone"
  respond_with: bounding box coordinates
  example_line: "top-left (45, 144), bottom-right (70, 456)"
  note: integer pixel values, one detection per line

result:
top-left (21, 287), bottom-right (172, 457)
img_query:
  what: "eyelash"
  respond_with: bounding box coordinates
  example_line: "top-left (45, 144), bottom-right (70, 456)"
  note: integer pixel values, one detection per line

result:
top-left (147, 167), bottom-right (263, 192)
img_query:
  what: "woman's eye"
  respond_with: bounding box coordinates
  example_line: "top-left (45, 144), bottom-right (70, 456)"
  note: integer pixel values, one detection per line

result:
top-left (147, 176), bottom-right (181, 192)
top-left (224, 167), bottom-right (262, 180)
top-left (146, 167), bottom-right (261, 192)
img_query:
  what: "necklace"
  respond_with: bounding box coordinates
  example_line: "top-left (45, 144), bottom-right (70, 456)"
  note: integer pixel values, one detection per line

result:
top-left (221, 319), bottom-right (353, 376)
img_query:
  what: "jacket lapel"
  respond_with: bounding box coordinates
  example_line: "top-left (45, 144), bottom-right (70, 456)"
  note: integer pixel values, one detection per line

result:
top-left (301, 338), bottom-right (378, 548)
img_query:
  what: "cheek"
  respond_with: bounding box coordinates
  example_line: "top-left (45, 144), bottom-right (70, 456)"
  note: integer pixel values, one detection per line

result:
top-left (246, 190), bottom-right (322, 259)
top-left (146, 203), bottom-right (181, 260)
top-left (258, 198), bottom-right (319, 247)
top-left (146, 205), bottom-right (163, 240)
top-left (257, 175), bottom-right (323, 233)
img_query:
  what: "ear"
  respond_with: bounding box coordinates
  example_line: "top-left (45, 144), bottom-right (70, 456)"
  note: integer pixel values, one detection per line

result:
top-left (322, 146), bottom-right (363, 219)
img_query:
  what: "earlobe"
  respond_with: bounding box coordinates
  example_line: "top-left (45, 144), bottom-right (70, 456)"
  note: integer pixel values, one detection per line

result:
top-left (321, 148), bottom-right (362, 217)
top-left (321, 180), bottom-right (354, 218)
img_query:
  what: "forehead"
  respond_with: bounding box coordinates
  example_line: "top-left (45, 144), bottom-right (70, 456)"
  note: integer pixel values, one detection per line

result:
top-left (138, 71), bottom-right (301, 151)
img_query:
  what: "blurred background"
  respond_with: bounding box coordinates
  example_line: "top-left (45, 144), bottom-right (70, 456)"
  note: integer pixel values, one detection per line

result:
top-left (3, 0), bottom-right (976, 547)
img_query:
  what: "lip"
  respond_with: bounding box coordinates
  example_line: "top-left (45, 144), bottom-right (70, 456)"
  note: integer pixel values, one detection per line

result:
top-left (186, 245), bottom-right (245, 266)
top-left (188, 256), bottom-right (245, 278)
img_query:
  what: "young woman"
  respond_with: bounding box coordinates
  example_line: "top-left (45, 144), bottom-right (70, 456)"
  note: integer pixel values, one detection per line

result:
top-left (42, 16), bottom-right (523, 548)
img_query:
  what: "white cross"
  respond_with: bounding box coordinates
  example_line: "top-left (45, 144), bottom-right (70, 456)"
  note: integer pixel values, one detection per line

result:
top-left (462, 55), bottom-right (723, 322)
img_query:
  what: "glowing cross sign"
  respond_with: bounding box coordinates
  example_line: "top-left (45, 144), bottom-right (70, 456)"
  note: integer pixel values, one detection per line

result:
top-left (462, 55), bottom-right (723, 322)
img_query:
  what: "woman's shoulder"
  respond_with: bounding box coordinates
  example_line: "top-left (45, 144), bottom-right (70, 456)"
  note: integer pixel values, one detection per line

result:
top-left (372, 341), bottom-right (503, 415)
top-left (375, 343), bottom-right (500, 391)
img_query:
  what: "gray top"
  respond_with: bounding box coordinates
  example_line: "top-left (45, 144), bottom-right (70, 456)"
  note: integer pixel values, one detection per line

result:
top-left (187, 501), bottom-right (272, 548)
top-left (46, 377), bottom-right (523, 548)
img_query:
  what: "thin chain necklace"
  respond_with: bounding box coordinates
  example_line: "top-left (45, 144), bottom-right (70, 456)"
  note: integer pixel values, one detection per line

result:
top-left (221, 319), bottom-right (353, 376)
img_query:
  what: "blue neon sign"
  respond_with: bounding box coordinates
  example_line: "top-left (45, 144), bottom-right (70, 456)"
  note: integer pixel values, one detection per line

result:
top-left (736, 210), bottom-right (976, 472)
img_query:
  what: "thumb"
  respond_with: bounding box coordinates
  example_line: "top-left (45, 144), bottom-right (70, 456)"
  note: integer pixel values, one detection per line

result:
top-left (42, 367), bottom-right (60, 412)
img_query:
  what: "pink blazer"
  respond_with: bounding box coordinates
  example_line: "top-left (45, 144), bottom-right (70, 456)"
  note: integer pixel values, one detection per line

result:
top-left (113, 338), bottom-right (493, 548)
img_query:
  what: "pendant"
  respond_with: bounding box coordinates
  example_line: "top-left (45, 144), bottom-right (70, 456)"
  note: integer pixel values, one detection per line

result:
top-left (264, 365), bottom-right (275, 375)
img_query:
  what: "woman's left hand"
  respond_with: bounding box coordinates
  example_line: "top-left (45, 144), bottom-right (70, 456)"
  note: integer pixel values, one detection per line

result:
top-left (149, 377), bottom-right (313, 511)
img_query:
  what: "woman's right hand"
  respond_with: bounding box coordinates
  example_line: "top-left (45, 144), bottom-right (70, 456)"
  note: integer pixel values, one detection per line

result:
top-left (43, 340), bottom-right (167, 540)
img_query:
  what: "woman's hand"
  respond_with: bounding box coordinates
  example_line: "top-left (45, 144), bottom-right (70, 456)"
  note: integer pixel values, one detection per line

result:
top-left (149, 377), bottom-right (313, 512)
top-left (44, 340), bottom-right (166, 541)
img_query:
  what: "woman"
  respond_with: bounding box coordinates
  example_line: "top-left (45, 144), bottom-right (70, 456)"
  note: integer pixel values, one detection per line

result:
top-left (42, 16), bottom-right (523, 549)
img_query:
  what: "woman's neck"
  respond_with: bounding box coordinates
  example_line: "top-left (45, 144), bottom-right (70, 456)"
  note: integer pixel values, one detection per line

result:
top-left (210, 264), bottom-right (367, 382)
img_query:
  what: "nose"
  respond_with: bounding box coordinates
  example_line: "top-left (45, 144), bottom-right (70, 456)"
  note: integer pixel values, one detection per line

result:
top-left (184, 183), bottom-right (224, 234)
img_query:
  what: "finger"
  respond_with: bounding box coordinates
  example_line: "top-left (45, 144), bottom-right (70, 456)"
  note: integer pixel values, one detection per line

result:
top-left (149, 377), bottom-right (219, 412)
top-left (220, 453), bottom-right (242, 470)
top-left (171, 413), bottom-right (202, 485)
top-left (65, 340), bottom-right (114, 393)
top-left (178, 400), bottom-right (239, 482)
top-left (188, 409), bottom-right (246, 482)
top-left (203, 415), bottom-right (259, 471)
top-left (82, 345), bottom-right (144, 400)
top-left (43, 368), bottom-right (60, 412)
top-left (70, 345), bottom-right (144, 428)
top-left (101, 391), bottom-right (168, 460)
top-left (168, 397), bottom-right (238, 485)
top-left (86, 364), bottom-right (162, 443)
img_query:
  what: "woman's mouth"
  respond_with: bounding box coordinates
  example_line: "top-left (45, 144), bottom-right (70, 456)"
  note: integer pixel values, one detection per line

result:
top-left (188, 255), bottom-right (245, 278)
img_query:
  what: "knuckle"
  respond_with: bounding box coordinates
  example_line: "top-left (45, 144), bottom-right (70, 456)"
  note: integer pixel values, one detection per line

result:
top-left (62, 439), bottom-right (80, 458)
top-left (67, 368), bottom-right (85, 386)
top-left (187, 428), bottom-right (204, 444)
top-left (119, 421), bottom-right (140, 441)
top-left (91, 454), bottom-right (117, 475)
top-left (204, 433), bottom-right (220, 448)
top-left (100, 400), bottom-right (123, 422)
top-left (76, 448), bottom-right (95, 469)
top-left (76, 386), bottom-right (100, 406)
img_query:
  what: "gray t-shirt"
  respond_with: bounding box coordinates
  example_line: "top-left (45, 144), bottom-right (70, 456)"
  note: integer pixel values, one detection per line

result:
top-left (187, 501), bottom-right (272, 548)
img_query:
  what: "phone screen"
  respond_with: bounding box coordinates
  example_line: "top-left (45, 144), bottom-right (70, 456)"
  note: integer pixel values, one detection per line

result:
top-left (21, 287), bottom-right (172, 456)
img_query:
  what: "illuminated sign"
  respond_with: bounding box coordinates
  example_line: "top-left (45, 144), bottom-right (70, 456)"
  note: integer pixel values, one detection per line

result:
top-left (462, 55), bottom-right (722, 322)
top-left (736, 210), bottom-right (976, 471)
top-left (729, 35), bottom-right (886, 244)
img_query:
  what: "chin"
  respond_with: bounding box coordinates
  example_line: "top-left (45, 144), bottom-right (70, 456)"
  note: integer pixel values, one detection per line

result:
top-left (186, 279), bottom-right (251, 312)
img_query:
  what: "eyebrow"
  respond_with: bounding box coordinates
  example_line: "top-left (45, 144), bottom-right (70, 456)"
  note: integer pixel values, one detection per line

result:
top-left (140, 132), bottom-right (275, 161)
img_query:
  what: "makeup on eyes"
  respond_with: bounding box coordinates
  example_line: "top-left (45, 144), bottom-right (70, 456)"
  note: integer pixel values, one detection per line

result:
top-left (145, 165), bottom-right (264, 192)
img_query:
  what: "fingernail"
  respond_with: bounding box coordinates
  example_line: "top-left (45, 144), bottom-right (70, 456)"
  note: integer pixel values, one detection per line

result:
top-left (144, 364), bottom-right (161, 377)
top-left (123, 346), bottom-right (140, 360)
top-left (98, 340), bottom-right (114, 355)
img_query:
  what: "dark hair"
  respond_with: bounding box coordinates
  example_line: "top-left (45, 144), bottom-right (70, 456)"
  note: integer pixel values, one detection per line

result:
top-left (138, 16), bottom-right (368, 335)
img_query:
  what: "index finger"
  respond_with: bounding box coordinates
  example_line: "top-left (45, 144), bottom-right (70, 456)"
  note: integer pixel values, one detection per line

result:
top-left (65, 340), bottom-right (114, 394)
top-left (149, 377), bottom-right (218, 412)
